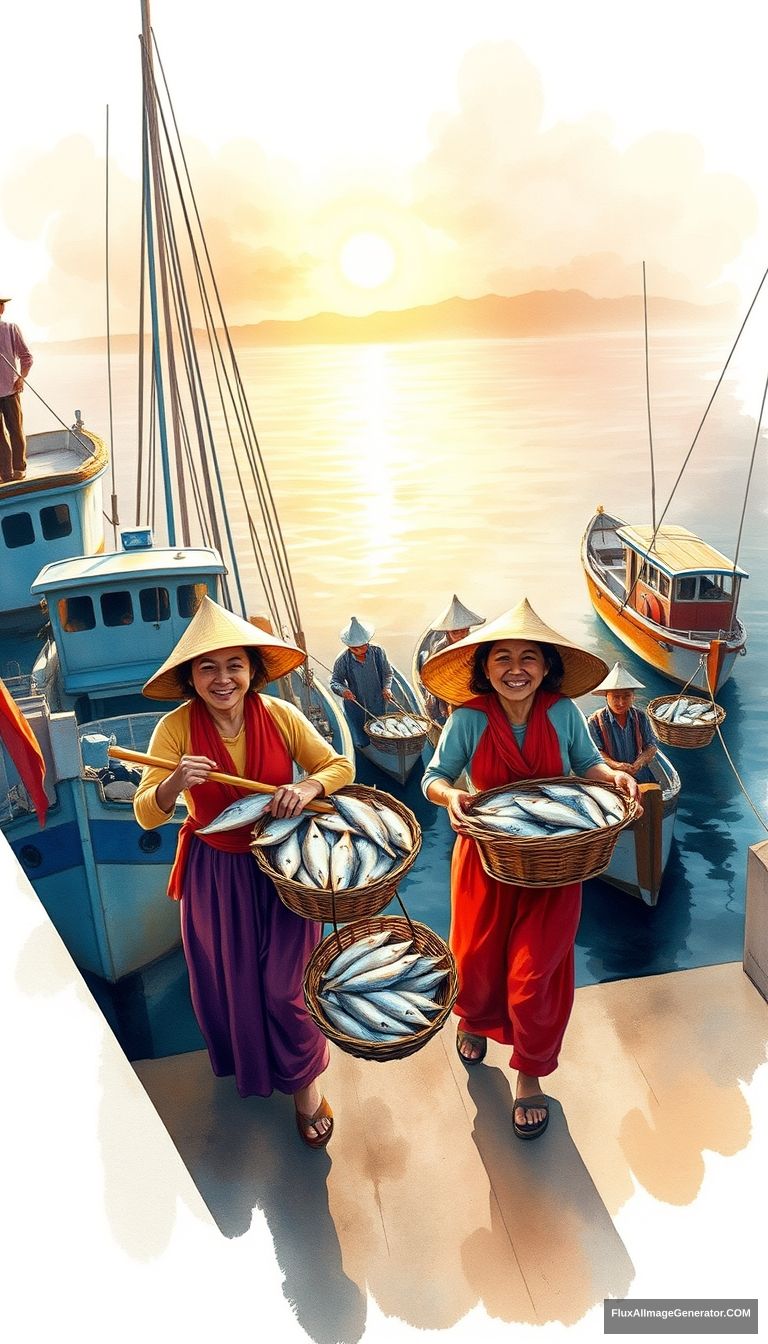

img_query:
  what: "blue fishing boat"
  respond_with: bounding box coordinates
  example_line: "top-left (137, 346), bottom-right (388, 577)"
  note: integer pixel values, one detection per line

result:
top-left (0, 0), bottom-right (351, 997)
top-left (356, 666), bottom-right (427, 785)
top-left (0, 422), bottom-right (107, 638)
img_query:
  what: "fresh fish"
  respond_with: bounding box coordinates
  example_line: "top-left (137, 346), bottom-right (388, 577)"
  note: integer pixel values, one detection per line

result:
top-left (335, 992), bottom-right (413, 1036)
top-left (513, 795), bottom-right (596, 831)
top-left (319, 997), bottom-right (383, 1041)
top-left (329, 830), bottom-right (356, 891)
top-left (365, 989), bottom-right (433, 1028)
top-left (198, 792), bottom-right (275, 835)
top-left (368, 721), bottom-right (387, 736)
top-left (325, 939), bottom-right (413, 987)
top-left (538, 783), bottom-right (606, 828)
top-left (369, 847), bottom-right (398, 881)
top-left (579, 783), bottom-right (624, 821)
top-left (395, 967), bottom-right (449, 994)
top-left (352, 834), bottom-right (383, 885)
top-left (669, 697), bottom-right (690, 722)
top-left (397, 988), bottom-right (442, 1015)
top-left (270, 829), bottom-right (302, 879)
top-left (369, 798), bottom-right (413, 850)
top-left (471, 809), bottom-right (553, 838)
top-left (250, 812), bottom-right (308, 846)
top-left (653, 701), bottom-right (675, 721)
top-left (473, 793), bottom-right (526, 815)
top-left (337, 952), bottom-right (422, 991)
top-left (315, 811), bottom-right (366, 838)
top-left (323, 930), bottom-right (393, 980)
top-left (332, 794), bottom-right (397, 856)
top-left (302, 818), bottom-right (330, 887)
top-left (293, 862), bottom-right (317, 887)
top-left (698, 709), bottom-right (717, 723)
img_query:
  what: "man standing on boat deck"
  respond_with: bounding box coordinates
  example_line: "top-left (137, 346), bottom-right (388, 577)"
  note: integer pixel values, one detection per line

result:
top-left (0, 296), bottom-right (33, 485)
top-left (587, 662), bottom-right (658, 784)
top-left (330, 617), bottom-right (395, 749)
top-left (418, 594), bottom-right (485, 726)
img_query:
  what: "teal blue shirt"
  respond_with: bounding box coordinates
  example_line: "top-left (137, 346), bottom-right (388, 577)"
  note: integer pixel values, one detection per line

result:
top-left (421, 697), bottom-right (602, 794)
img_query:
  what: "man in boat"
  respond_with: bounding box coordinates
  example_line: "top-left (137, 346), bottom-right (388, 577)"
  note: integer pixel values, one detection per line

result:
top-left (330, 617), bottom-right (395, 749)
top-left (0, 296), bottom-right (33, 485)
top-left (418, 595), bottom-right (484, 726)
top-left (587, 662), bottom-right (658, 784)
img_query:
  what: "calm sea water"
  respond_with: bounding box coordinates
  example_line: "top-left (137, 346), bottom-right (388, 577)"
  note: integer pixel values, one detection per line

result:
top-left (26, 328), bottom-right (768, 985)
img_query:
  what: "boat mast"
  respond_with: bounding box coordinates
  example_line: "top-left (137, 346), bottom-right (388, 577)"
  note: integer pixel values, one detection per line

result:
top-left (643, 261), bottom-right (657, 533)
top-left (140, 0), bottom-right (187, 546)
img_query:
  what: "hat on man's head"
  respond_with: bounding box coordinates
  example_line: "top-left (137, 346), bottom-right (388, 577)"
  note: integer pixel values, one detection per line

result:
top-left (340, 616), bottom-right (374, 647)
top-left (420, 597), bottom-right (609, 703)
top-left (0, 296), bottom-right (11, 303)
top-left (431, 593), bottom-right (484, 633)
top-left (142, 595), bottom-right (306, 700)
top-left (591, 661), bottom-right (646, 694)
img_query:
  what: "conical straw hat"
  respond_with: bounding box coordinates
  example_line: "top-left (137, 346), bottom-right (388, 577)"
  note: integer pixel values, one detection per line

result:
top-left (420, 597), bottom-right (609, 703)
top-left (340, 616), bottom-right (374, 646)
top-left (591, 661), bottom-right (645, 694)
top-left (431, 593), bottom-right (484, 633)
top-left (142, 596), bottom-right (306, 700)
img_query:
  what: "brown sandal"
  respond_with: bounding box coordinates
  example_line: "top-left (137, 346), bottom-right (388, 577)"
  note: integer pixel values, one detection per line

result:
top-left (456, 1029), bottom-right (487, 1065)
top-left (295, 1095), bottom-right (334, 1149)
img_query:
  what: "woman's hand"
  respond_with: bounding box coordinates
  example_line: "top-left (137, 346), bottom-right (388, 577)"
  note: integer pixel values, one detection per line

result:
top-left (156, 754), bottom-right (217, 813)
top-left (269, 778), bottom-right (323, 818)
top-left (446, 788), bottom-right (474, 836)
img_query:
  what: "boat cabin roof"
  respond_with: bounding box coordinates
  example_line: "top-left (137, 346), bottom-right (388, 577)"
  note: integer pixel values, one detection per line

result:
top-left (30, 546), bottom-right (226, 594)
top-left (616, 525), bottom-right (748, 579)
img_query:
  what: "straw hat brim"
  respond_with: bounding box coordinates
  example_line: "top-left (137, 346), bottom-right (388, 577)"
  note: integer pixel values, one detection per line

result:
top-left (142, 596), bottom-right (306, 700)
top-left (419, 598), bottom-right (609, 703)
top-left (591, 662), bottom-right (646, 693)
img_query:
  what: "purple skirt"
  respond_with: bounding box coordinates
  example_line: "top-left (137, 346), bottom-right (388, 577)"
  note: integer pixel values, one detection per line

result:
top-left (180, 839), bottom-right (329, 1097)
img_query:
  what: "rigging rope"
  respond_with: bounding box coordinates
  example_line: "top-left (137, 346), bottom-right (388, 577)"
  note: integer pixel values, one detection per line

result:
top-left (104, 105), bottom-right (119, 545)
top-left (617, 263), bottom-right (768, 620)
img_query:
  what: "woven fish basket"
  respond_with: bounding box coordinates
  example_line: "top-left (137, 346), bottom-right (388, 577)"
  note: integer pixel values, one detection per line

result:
top-left (303, 912), bottom-right (459, 1062)
top-left (647, 695), bottom-right (725, 749)
top-left (250, 783), bottom-right (421, 922)
top-left (462, 776), bottom-right (638, 887)
top-left (364, 712), bottom-right (431, 755)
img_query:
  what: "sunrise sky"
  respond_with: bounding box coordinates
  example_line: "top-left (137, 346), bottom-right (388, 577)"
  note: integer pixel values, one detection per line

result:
top-left (2, 0), bottom-right (768, 341)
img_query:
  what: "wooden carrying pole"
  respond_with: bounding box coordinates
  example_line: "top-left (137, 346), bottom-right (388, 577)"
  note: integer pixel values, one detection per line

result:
top-left (108, 745), bottom-right (333, 812)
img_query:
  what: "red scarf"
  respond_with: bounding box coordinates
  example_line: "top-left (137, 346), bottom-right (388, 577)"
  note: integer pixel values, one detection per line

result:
top-left (465, 689), bottom-right (564, 788)
top-left (166, 692), bottom-right (292, 900)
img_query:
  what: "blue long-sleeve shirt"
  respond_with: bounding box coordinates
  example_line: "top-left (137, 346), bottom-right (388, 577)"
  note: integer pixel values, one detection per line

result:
top-left (421, 697), bottom-right (602, 795)
top-left (330, 644), bottom-right (393, 717)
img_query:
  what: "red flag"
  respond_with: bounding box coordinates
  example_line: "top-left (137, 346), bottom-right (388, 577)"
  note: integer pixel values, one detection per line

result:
top-left (0, 676), bottom-right (48, 827)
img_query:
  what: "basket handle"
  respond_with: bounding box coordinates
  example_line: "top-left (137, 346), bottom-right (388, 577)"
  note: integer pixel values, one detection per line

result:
top-left (393, 888), bottom-right (417, 941)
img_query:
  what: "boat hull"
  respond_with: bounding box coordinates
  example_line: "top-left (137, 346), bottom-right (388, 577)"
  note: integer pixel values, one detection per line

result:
top-left (357, 667), bottom-right (425, 784)
top-left (596, 753), bottom-right (680, 906)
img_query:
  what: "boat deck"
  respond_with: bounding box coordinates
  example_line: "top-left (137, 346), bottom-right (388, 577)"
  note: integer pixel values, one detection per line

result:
top-left (4, 828), bottom-right (766, 1344)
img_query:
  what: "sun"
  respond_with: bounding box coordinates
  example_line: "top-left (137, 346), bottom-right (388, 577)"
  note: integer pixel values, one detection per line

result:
top-left (339, 232), bottom-right (396, 290)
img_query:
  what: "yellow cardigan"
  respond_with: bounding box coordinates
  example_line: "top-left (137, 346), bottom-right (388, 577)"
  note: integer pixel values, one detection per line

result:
top-left (133, 694), bottom-right (354, 829)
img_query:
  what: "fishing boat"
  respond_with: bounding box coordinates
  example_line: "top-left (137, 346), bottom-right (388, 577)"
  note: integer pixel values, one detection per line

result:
top-left (0, 421), bottom-right (108, 639)
top-left (596, 748), bottom-right (680, 906)
top-left (0, 0), bottom-right (352, 994)
top-left (356, 667), bottom-right (426, 785)
top-left (581, 509), bottom-right (748, 693)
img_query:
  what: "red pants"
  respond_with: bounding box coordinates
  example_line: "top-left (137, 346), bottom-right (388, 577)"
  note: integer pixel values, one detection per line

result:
top-left (450, 835), bottom-right (582, 1076)
top-left (0, 393), bottom-right (26, 480)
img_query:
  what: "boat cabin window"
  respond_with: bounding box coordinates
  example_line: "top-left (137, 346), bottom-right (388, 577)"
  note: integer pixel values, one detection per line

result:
top-left (674, 574), bottom-right (734, 602)
top-left (58, 595), bottom-right (96, 632)
top-left (40, 504), bottom-right (72, 540)
top-left (2, 512), bottom-right (35, 549)
top-left (639, 561), bottom-right (668, 596)
top-left (139, 586), bottom-right (171, 622)
top-left (100, 590), bottom-right (134, 627)
top-left (177, 583), bottom-right (207, 617)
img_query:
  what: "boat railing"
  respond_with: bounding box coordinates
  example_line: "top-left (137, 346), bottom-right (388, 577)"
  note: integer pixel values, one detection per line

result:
top-left (79, 711), bottom-right (166, 755)
top-left (0, 755), bottom-right (37, 824)
top-left (1, 672), bottom-right (35, 701)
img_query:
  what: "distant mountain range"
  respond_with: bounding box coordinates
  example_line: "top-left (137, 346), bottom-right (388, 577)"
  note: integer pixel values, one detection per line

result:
top-left (43, 289), bottom-right (733, 353)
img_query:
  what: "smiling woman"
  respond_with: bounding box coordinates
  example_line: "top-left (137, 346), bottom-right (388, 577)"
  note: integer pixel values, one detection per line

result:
top-left (339, 231), bottom-right (397, 289)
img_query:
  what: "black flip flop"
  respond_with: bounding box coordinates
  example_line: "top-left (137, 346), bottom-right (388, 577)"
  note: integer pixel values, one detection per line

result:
top-left (456, 1029), bottom-right (487, 1065)
top-left (513, 1093), bottom-right (549, 1140)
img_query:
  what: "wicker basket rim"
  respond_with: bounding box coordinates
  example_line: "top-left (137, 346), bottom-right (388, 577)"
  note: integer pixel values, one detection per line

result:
top-left (647, 695), bottom-right (725, 721)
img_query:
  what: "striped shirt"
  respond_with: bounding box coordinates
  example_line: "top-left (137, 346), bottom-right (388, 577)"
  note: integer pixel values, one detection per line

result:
top-left (0, 319), bottom-right (33, 397)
